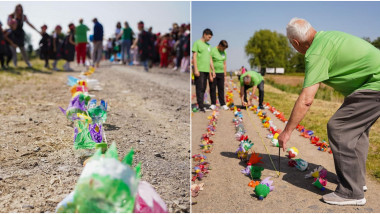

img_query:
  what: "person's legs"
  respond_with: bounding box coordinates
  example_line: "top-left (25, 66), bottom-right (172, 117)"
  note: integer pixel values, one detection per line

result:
top-left (95, 42), bottom-right (103, 66)
top-left (76, 44), bottom-right (80, 64)
top-left (209, 74), bottom-right (217, 105)
top-left (0, 54), bottom-right (4, 68)
top-left (19, 46), bottom-right (31, 67)
top-left (10, 46), bottom-right (18, 67)
top-left (6, 49), bottom-right (12, 67)
top-left (243, 85), bottom-right (250, 103)
top-left (126, 39), bottom-right (131, 64)
top-left (180, 56), bottom-right (186, 72)
top-left (217, 73), bottom-right (226, 106)
top-left (194, 74), bottom-right (203, 110)
top-left (258, 80), bottom-right (265, 108)
top-left (200, 72), bottom-right (209, 107)
top-left (121, 40), bottom-right (127, 63)
top-left (327, 90), bottom-right (380, 201)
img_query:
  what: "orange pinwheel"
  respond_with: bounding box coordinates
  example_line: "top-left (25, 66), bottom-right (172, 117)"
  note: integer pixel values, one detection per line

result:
top-left (248, 152), bottom-right (264, 165)
top-left (248, 180), bottom-right (260, 188)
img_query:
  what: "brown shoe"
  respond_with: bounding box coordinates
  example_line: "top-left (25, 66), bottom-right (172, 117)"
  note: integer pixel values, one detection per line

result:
top-left (322, 192), bottom-right (366, 206)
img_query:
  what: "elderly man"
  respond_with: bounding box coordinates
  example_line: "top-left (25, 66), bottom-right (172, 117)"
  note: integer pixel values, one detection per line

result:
top-left (278, 17), bottom-right (380, 206)
top-left (239, 70), bottom-right (264, 109)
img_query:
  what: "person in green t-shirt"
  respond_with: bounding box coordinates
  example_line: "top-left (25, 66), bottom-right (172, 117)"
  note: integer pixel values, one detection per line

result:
top-left (278, 18), bottom-right (380, 206)
top-left (192, 28), bottom-right (215, 112)
top-left (75, 19), bottom-right (89, 66)
top-left (117, 21), bottom-right (134, 65)
top-left (239, 71), bottom-right (264, 109)
top-left (210, 40), bottom-right (229, 110)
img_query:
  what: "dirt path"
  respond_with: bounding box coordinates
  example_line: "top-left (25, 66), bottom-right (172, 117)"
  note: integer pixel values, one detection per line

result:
top-left (0, 63), bottom-right (190, 213)
top-left (191, 81), bottom-right (380, 213)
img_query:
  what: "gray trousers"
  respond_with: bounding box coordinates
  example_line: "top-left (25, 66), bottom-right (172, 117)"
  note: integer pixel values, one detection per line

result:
top-left (92, 41), bottom-right (103, 64)
top-left (9, 45), bottom-right (30, 67)
top-left (327, 89), bottom-right (380, 199)
top-left (121, 39), bottom-right (132, 63)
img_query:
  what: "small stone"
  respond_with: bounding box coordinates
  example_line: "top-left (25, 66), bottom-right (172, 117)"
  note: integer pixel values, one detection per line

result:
top-left (22, 205), bottom-right (34, 209)
top-left (173, 200), bottom-right (180, 205)
top-left (29, 118), bottom-right (33, 121)
top-left (155, 153), bottom-right (163, 158)
top-left (307, 205), bottom-right (319, 210)
top-left (50, 178), bottom-right (58, 185)
top-left (34, 147), bottom-right (40, 152)
top-left (0, 177), bottom-right (3, 181)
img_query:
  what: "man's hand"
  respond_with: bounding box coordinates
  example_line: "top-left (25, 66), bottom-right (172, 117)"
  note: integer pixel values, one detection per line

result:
top-left (212, 72), bottom-right (216, 78)
top-left (242, 101), bottom-right (248, 106)
top-left (11, 43), bottom-right (17, 48)
top-left (247, 100), bottom-right (252, 106)
top-left (278, 130), bottom-right (291, 152)
top-left (209, 75), bottom-right (214, 82)
top-left (194, 69), bottom-right (200, 77)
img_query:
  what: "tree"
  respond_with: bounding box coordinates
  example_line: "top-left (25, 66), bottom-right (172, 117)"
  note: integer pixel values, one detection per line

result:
top-left (372, 37), bottom-right (380, 49)
top-left (245, 30), bottom-right (291, 70)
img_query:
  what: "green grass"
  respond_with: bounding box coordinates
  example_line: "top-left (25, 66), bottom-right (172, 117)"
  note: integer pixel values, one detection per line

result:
top-left (265, 78), bottom-right (344, 102)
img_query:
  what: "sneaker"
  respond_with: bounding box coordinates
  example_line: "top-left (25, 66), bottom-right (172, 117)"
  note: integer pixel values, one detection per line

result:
top-left (259, 105), bottom-right (264, 109)
top-left (222, 105), bottom-right (229, 110)
top-left (172, 66), bottom-right (178, 71)
top-left (199, 107), bottom-right (206, 113)
top-left (209, 105), bottom-right (216, 110)
top-left (363, 186), bottom-right (367, 192)
top-left (322, 192), bottom-right (366, 206)
top-left (204, 107), bottom-right (211, 112)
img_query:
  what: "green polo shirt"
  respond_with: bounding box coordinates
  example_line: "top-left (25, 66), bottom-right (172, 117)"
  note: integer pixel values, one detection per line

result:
top-left (121, 27), bottom-right (133, 40)
top-left (192, 39), bottom-right (211, 72)
top-left (211, 47), bottom-right (227, 73)
top-left (240, 71), bottom-right (263, 87)
top-left (75, 24), bottom-right (89, 44)
top-left (304, 31), bottom-right (380, 96)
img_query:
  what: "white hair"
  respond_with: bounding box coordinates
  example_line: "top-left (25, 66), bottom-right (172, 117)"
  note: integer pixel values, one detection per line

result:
top-left (286, 17), bottom-right (313, 42)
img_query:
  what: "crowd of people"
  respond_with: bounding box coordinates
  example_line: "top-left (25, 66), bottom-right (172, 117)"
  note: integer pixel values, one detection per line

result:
top-left (106, 22), bottom-right (190, 72)
top-left (0, 4), bottom-right (190, 72)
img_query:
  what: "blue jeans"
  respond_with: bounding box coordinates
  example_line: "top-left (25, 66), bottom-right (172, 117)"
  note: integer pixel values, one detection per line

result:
top-left (121, 39), bottom-right (131, 63)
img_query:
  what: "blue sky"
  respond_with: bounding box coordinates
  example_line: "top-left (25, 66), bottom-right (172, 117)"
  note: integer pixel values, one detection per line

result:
top-left (0, 1), bottom-right (189, 49)
top-left (192, 1), bottom-right (380, 71)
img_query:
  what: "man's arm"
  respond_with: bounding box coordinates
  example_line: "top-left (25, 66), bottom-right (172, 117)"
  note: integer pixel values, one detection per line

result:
top-left (224, 61), bottom-right (227, 84)
top-left (278, 83), bottom-right (320, 151)
top-left (240, 86), bottom-right (247, 106)
top-left (192, 52), bottom-right (199, 77)
top-left (4, 30), bottom-right (17, 48)
top-left (209, 57), bottom-right (215, 80)
top-left (248, 85), bottom-right (257, 106)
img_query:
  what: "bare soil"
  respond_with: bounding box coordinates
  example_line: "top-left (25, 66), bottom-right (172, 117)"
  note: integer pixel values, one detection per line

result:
top-left (0, 63), bottom-right (190, 213)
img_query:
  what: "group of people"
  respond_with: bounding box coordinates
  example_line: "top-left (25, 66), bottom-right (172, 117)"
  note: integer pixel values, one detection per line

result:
top-left (106, 22), bottom-right (190, 72)
top-left (0, 4), bottom-right (191, 73)
top-left (192, 28), bottom-right (265, 113)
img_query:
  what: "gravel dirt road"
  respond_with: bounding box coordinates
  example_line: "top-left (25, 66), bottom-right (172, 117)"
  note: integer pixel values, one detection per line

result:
top-left (0, 63), bottom-right (190, 213)
top-left (191, 80), bottom-right (380, 213)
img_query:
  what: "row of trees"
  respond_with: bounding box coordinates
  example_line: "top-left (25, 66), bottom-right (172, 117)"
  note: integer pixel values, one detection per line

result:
top-left (245, 30), bottom-right (380, 73)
